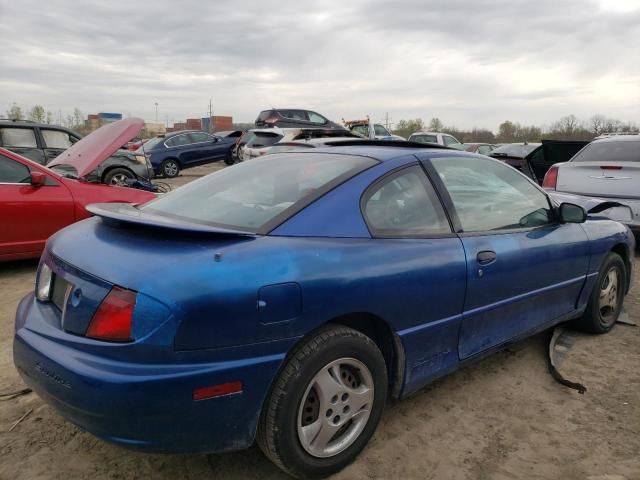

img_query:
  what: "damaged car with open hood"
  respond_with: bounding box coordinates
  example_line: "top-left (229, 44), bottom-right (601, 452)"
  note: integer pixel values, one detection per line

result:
top-left (0, 118), bottom-right (156, 261)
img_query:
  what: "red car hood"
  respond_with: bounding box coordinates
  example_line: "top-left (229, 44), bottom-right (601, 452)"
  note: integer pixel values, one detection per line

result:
top-left (48, 118), bottom-right (144, 177)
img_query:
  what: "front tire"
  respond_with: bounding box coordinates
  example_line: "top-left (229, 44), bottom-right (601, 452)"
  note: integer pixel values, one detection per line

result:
top-left (103, 168), bottom-right (135, 186)
top-left (574, 252), bottom-right (626, 334)
top-left (224, 151), bottom-right (235, 165)
top-left (257, 325), bottom-right (387, 479)
top-left (161, 159), bottom-right (180, 178)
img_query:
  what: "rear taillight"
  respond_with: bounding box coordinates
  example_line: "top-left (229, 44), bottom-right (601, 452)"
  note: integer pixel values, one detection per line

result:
top-left (542, 165), bottom-right (559, 189)
top-left (85, 287), bottom-right (136, 342)
top-left (600, 165), bottom-right (623, 170)
top-left (264, 116), bottom-right (279, 124)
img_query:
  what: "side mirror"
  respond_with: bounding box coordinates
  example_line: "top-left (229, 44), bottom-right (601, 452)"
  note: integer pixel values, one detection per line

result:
top-left (559, 202), bottom-right (586, 223)
top-left (30, 171), bottom-right (46, 187)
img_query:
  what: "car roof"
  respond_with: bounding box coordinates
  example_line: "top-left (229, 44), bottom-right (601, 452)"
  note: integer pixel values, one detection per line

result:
top-left (0, 119), bottom-right (78, 133)
top-left (286, 141), bottom-right (455, 161)
top-left (164, 129), bottom-right (209, 138)
top-left (592, 135), bottom-right (640, 143)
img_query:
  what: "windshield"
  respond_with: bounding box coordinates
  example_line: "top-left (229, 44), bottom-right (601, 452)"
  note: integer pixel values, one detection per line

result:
top-left (571, 141), bottom-right (639, 162)
top-left (410, 134), bottom-right (438, 144)
top-left (137, 137), bottom-right (164, 152)
top-left (246, 132), bottom-right (282, 148)
top-left (143, 153), bottom-right (376, 232)
top-left (490, 143), bottom-right (540, 158)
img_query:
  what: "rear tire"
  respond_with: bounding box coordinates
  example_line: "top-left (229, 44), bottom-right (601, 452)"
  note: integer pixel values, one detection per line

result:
top-left (161, 159), bottom-right (179, 178)
top-left (573, 252), bottom-right (626, 334)
top-left (257, 325), bottom-right (387, 479)
top-left (224, 151), bottom-right (235, 166)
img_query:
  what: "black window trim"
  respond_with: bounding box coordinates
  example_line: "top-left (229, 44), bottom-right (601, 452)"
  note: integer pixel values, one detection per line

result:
top-left (421, 155), bottom-right (561, 236)
top-left (359, 162), bottom-right (456, 239)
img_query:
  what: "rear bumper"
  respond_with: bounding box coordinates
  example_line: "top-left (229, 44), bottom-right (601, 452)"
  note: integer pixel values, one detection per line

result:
top-left (13, 293), bottom-right (285, 453)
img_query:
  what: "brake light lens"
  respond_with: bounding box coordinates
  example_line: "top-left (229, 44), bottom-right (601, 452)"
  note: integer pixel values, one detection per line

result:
top-left (542, 165), bottom-right (559, 189)
top-left (265, 116), bottom-right (279, 124)
top-left (600, 165), bottom-right (622, 170)
top-left (85, 287), bottom-right (136, 342)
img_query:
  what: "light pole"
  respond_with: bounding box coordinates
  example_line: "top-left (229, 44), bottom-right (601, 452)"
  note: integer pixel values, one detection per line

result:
top-left (154, 102), bottom-right (158, 123)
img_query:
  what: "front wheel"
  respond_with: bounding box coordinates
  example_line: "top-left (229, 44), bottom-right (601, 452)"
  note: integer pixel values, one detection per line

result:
top-left (161, 159), bottom-right (179, 178)
top-left (573, 252), bottom-right (626, 334)
top-left (257, 326), bottom-right (387, 479)
top-left (103, 168), bottom-right (135, 186)
top-left (224, 151), bottom-right (235, 165)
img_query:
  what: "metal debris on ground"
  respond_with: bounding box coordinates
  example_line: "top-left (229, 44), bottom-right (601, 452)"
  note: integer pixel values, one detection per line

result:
top-left (616, 308), bottom-right (636, 326)
top-left (547, 326), bottom-right (587, 394)
top-left (8, 408), bottom-right (33, 432)
top-left (0, 388), bottom-right (32, 400)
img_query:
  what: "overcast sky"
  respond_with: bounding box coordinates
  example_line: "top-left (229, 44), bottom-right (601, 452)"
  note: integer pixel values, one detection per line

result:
top-left (1, 0), bottom-right (639, 130)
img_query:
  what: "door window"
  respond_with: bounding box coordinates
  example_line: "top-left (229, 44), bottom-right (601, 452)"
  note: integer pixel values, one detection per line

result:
top-left (478, 145), bottom-right (493, 155)
top-left (431, 157), bottom-right (553, 232)
top-left (188, 132), bottom-right (214, 143)
top-left (350, 125), bottom-right (369, 137)
top-left (374, 125), bottom-right (390, 136)
top-left (0, 128), bottom-right (37, 148)
top-left (0, 154), bottom-right (30, 183)
top-left (363, 165), bottom-right (451, 237)
top-left (308, 112), bottom-right (327, 124)
top-left (281, 110), bottom-right (309, 121)
top-left (41, 129), bottom-right (75, 149)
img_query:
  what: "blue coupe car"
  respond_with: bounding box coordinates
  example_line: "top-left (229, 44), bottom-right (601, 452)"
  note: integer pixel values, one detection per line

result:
top-left (141, 129), bottom-right (239, 178)
top-left (14, 143), bottom-right (635, 478)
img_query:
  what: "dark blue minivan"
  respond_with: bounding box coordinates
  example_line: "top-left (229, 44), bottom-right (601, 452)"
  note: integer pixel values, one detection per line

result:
top-left (141, 130), bottom-right (239, 178)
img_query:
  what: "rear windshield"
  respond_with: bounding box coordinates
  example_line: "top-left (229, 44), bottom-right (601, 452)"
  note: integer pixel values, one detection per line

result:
top-left (246, 132), bottom-right (282, 148)
top-left (137, 137), bottom-right (164, 152)
top-left (257, 111), bottom-right (272, 121)
top-left (571, 141), bottom-right (639, 163)
top-left (490, 144), bottom-right (540, 158)
top-left (411, 134), bottom-right (438, 144)
top-left (143, 153), bottom-right (376, 232)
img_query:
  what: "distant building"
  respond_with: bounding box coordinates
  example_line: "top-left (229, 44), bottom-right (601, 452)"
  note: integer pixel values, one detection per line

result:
top-left (201, 116), bottom-right (233, 132)
top-left (186, 118), bottom-right (202, 130)
top-left (84, 112), bottom-right (123, 132)
top-left (144, 122), bottom-right (166, 136)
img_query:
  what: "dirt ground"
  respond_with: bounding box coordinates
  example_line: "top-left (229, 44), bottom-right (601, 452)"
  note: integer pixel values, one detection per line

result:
top-left (1, 163), bottom-right (639, 480)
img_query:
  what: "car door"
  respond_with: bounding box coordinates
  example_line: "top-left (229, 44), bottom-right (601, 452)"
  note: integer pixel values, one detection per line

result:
top-left (40, 127), bottom-right (80, 163)
top-left (0, 153), bottom-right (74, 259)
top-left (360, 164), bottom-right (467, 393)
top-left (185, 132), bottom-right (224, 163)
top-left (0, 126), bottom-right (45, 164)
top-left (422, 155), bottom-right (590, 359)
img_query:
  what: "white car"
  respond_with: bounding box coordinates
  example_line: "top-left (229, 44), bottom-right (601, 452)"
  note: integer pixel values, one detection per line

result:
top-left (543, 135), bottom-right (640, 233)
top-left (408, 131), bottom-right (463, 149)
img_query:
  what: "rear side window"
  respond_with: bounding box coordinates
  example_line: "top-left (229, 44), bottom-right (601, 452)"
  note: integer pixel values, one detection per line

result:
top-left (363, 165), bottom-right (451, 237)
top-left (280, 110), bottom-right (308, 121)
top-left (443, 135), bottom-right (460, 146)
top-left (350, 125), bottom-right (369, 137)
top-left (41, 129), bottom-right (75, 149)
top-left (0, 154), bottom-right (30, 183)
top-left (0, 128), bottom-right (37, 148)
top-left (257, 111), bottom-right (272, 121)
top-left (165, 134), bottom-right (191, 147)
top-left (247, 132), bottom-right (282, 148)
top-left (432, 157), bottom-right (553, 232)
top-left (572, 141), bottom-right (639, 163)
top-left (411, 134), bottom-right (438, 144)
top-left (478, 145), bottom-right (493, 155)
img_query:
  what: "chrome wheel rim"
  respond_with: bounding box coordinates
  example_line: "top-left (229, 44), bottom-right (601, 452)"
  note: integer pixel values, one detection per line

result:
top-left (164, 162), bottom-right (178, 176)
top-left (109, 173), bottom-right (130, 185)
top-left (297, 357), bottom-right (374, 458)
top-left (599, 267), bottom-right (619, 324)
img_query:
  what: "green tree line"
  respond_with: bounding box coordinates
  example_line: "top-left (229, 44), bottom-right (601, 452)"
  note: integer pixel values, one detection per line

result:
top-left (5, 103), bottom-right (87, 133)
top-left (393, 115), bottom-right (639, 143)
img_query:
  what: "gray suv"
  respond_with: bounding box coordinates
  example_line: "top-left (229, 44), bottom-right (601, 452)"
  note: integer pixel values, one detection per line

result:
top-left (0, 119), bottom-right (154, 185)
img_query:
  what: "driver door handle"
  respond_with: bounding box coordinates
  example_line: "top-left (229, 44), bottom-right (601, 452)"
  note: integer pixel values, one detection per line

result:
top-left (477, 250), bottom-right (497, 265)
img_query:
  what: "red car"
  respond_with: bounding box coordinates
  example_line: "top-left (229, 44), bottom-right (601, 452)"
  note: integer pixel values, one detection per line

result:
top-left (0, 118), bottom-right (156, 261)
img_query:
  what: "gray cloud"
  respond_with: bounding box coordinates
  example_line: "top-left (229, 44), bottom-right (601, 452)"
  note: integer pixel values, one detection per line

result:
top-left (1, 0), bottom-right (638, 129)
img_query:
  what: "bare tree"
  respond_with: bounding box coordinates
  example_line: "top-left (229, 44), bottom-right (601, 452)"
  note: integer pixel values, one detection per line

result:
top-left (28, 105), bottom-right (46, 123)
top-left (428, 117), bottom-right (444, 131)
top-left (6, 103), bottom-right (23, 120)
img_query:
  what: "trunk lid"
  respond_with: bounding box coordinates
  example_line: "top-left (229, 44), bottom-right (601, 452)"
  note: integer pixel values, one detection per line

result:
top-left (557, 161), bottom-right (640, 199)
